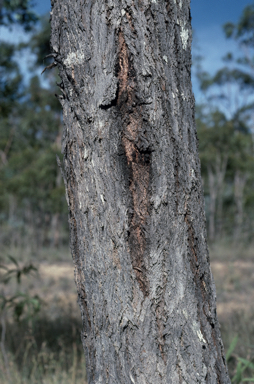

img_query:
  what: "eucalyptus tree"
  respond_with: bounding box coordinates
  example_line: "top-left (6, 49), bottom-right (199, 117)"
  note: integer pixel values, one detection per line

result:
top-left (50, 1), bottom-right (230, 383)
top-left (196, 110), bottom-right (233, 241)
top-left (0, 12), bottom-right (67, 249)
top-left (194, 2), bottom-right (254, 242)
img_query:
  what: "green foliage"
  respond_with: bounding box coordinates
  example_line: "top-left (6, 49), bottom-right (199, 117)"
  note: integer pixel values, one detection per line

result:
top-left (226, 336), bottom-right (239, 362)
top-left (194, 2), bottom-right (254, 242)
top-left (0, 313), bottom-right (86, 384)
top-left (6, 147), bottom-right (66, 212)
top-left (196, 2), bottom-right (254, 123)
top-left (226, 337), bottom-right (254, 383)
top-left (0, 42), bottom-right (22, 117)
top-left (0, 254), bottom-right (37, 284)
top-left (0, 255), bottom-right (41, 321)
top-left (0, 0), bottom-right (38, 30)
top-left (0, 11), bottom-right (67, 248)
top-left (28, 14), bottom-right (52, 67)
top-left (213, 67), bottom-right (254, 91)
top-left (224, 2), bottom-right (254, 47)
top-left (0, 254), bottom-right (42, 380)
top-left (197, 110), bottom-right (233, 165)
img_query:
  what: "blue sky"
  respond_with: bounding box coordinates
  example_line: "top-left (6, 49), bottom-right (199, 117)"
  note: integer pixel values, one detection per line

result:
top-left (191, 0), bottom-right (251, 79)
top-left (0, 0), bottom-right (251, 100)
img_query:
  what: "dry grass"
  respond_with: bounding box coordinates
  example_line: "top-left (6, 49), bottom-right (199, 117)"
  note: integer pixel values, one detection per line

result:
top-left (212, 261), bottom-right (254, 319)
top-left (0, 343), bottom-right (87, 384)
top-left (209, 242), bottom-right (254, 262)
top-left (0, 245), bottom-right (71, 264)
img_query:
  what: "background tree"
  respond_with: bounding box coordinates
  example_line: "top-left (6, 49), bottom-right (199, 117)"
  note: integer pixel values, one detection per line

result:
top-left (0, 9), bottom-right (86, 382)
top-left (0, 15), bottom-right (68, 250)
top-left (196, 110), bottom-right (233, 240)
top-left (194, 1), bottom-right (254, 243)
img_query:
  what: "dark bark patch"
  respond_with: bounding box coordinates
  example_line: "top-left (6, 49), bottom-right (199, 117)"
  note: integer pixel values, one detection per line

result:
top-left (99, 89), bottom-right (118, 110)
top-left (117, 30), bottom-right (150, 296)
top-left (79, 282), bottom-right (92, 329)
top-left (156, 302), bottom-right (167, 363)
top-left (154, 250), bottom-right (167, 363)
top-left (112, 239), bottom-right (121, 270)
top-left (67, 151), bottom-right (79, 263)
top-left (174, 150), bottom-right (180, 215)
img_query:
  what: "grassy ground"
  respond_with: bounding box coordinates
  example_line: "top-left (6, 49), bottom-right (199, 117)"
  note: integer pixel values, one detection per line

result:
top-left (0, 244), bottom-right (254, 383)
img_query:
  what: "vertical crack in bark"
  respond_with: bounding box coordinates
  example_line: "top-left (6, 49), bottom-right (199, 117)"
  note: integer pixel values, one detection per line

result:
top-left (176, 354), bottom-right (183, 384)
top-left (174, 149), bottom-right (180, 215)
top-left (156, 295), bottom-right (167, 363)
top-left (67, 148), bottom-right (80, 266)
top-left (155, 251), bottom-right (167, 363)
top-left (117, 30), bottom-right (150, 296)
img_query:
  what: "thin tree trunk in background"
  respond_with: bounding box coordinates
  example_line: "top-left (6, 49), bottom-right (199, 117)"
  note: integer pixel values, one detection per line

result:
top-left (8, 194), bottom-right (16, 247)
top-left (207, 155), bottom-right (227, 242)
top-left (51, 165), bottom-right (62, 247)
top-left (215, 156), bottom-right (228, 237)
top-left (234, 171), bottom-right (247, 242)
top-left (51, 212), bottom-right (60, 247)
top-left (51, 1), bottom-right (230, 383)
top-left (24, 202), bottom-right (34, 250)
top-left (208, 167), bottom-right (216, 242)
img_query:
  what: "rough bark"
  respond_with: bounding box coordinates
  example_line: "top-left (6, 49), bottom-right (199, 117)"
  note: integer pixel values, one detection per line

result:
top-left (50, 1), bottom-right (230, 383)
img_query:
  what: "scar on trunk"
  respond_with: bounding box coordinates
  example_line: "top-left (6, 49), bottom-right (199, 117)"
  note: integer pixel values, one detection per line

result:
top-left (117, 30), bottom-right (150, 296)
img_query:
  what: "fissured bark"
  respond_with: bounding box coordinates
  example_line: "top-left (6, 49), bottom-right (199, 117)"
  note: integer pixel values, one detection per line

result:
top-left (51, 1), bottom-right (230, 383)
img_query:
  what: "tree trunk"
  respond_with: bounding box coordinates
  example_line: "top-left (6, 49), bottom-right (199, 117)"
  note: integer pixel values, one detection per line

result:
top-left (233, 171), bottom-right (247, 242)
top-left (215, 155), bottom-right (228, 238)
top-left (51, 1), bottom-right (230, 383)
top-left (50, 164), bottom-right (62, 247)
top-left (51, 212), bottom-right (60, 247)
top-left (207, 155), bottom-right (227, 242)
top-left (207, 167), bottom-right (216, 242)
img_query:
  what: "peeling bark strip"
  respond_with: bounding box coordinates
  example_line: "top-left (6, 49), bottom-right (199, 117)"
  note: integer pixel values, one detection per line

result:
top-left (51, 1), bottom-right (231, 383)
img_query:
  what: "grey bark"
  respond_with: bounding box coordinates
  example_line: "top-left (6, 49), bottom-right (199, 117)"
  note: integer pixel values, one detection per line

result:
top-left (50, 1), bottom-right (230, 383)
